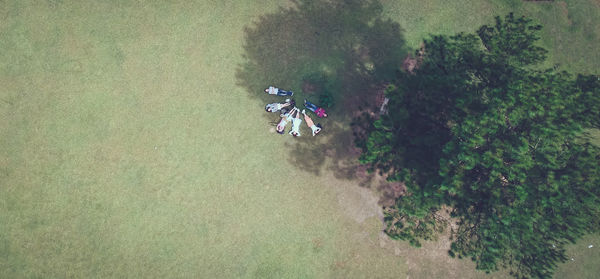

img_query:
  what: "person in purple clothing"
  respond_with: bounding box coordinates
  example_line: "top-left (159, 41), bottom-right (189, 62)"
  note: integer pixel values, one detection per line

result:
top-left (265, 86), bottom-right (294, 96)
top-left (303, 99), bottom-right (328, 118)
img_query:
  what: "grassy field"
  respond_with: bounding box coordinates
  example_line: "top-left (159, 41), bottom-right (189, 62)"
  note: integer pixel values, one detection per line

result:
top-left (382, 0), bottom-right (600, 74)
top-left (0, 0), bottom-right (598, 278)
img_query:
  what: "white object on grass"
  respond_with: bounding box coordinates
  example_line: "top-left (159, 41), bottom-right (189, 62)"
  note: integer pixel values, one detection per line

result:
top-left (379, 97), bottom-right (389, 115)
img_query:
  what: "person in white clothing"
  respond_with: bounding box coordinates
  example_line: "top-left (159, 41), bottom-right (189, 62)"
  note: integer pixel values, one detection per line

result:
top-left (289, 109), bottom-right (302, 137)
top-left (276, 107), bottom-right (297, 134)
top-left (265, 99), bottom-right (293, 113)
top-left (302, 109), bottom-right (322, 136)
top-left (265, 86), bottom-right (293, 96)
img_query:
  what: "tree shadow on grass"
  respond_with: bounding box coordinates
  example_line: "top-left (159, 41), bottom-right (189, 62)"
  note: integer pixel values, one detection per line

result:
top-left (237, 0), bottom-right (407, 188)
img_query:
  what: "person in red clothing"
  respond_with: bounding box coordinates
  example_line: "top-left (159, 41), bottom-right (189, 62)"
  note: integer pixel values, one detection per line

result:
top-left (303, 99), bottom-right (328, 118)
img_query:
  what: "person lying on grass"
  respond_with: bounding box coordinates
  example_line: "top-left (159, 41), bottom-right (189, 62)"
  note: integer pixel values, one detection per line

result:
top-left (289, 108), bottom-right (302, 137)
top-left (276, 107), bottom-right (297, 134)
top-left (265, 98), bottom-right (294, 113)
top-left (265, 86), bottom-right (293, 96)
top-left (304, 99), bottom-right (328, 118)
top-left (302, 109), bottom-right (322, 136)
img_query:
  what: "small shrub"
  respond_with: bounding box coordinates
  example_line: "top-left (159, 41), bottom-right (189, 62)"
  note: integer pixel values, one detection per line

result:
top-left (319, 91), bottom-right (334, 108)
top-left (301, 71), bottom-right (336, 108)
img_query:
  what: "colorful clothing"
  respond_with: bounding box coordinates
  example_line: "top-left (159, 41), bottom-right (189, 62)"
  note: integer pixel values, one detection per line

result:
top-left (289, 118), bottom-right (302, 136)
top-left (267, 86), bottom-right (293, 96)
top-left (315, 108), bottom-right (326, 118)
top-left (304, 100), bottom-right (327, 118)
top-left (310, 125), bottom-right (321, 136)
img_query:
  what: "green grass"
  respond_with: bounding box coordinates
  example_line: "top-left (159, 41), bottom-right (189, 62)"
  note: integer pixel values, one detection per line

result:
top-left (0, 1), bottom-right (411, 277)
top-left (0, 0), bottom-right (598, 278)
top-left (381, 0), bottom-right (600, 73)
top-left (589, 129), bottom-right (600, 147)
top-left (553, 234), bottom-right (600, 279)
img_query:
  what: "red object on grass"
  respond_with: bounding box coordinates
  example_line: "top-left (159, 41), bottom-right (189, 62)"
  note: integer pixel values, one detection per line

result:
top-left (315, 108), bottom-right (327, 118)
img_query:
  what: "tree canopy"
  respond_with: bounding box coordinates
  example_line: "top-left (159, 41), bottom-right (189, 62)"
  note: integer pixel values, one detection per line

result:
top-left (358, 13), bottom-right (600, 278)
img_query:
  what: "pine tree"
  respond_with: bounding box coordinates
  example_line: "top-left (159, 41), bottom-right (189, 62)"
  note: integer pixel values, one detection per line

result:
top-left (360, 13), bottom-right (600, 278)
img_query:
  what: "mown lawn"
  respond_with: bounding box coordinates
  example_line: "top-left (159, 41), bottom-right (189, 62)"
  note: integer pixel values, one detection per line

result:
top-left (0, 0), bottom-right (597, 278)
top-left (382, 0), bottom-right (600, 73)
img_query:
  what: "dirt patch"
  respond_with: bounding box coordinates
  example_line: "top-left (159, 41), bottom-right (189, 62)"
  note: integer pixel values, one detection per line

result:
top-left (334, 180), bottom-right (384, 223)
top-left (402, 43), bottom-right (425, 75)
top-left (374, 224), bottom-right (484, 279)
top-left (402, 56), bottom-right (418, 73)
top-left (301, 80), bottom-right (318, 94)
top-left (354, 164), bottom-right (370, 180)
top-left (378, 181), bottom-right (406, 207)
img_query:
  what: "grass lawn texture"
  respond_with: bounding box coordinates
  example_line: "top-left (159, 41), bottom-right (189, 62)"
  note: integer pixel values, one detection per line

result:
top-left (0, 0), bottom-right (598, 278)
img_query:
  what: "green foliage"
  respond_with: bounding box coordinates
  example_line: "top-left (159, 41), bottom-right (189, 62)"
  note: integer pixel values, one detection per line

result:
top-left (477, 13), bottom-right (547, 67)
top-left (301, 71), bottom-right (337, 108)
top-left (383, 178), bottom-right (447, 247)
top-left (318, 91), bottom-right (334, 108)
top-left (575, 74), bottom-right (600, 128)
top-left (360, 13), bottom-right (600, 279)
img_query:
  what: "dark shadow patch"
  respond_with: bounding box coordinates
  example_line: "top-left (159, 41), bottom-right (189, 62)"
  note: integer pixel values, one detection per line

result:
top-left (237, 0), bottom-right (407, 188)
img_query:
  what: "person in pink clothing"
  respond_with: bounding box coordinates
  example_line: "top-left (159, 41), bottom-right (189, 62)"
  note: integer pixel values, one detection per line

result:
top-left (301, 109), bottom-right (322, 136)
top-left (303, 99), bottom-right (328, 118)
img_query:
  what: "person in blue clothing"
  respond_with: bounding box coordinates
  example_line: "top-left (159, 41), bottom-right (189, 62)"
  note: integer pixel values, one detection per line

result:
top-left (265, 86), bottom-right (293, 96)
top-left (303, 99), bottom-right (328, 118)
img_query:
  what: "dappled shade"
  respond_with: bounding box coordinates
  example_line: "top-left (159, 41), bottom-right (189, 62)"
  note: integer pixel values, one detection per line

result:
top-left (236, 0), bottom-right (406, 178)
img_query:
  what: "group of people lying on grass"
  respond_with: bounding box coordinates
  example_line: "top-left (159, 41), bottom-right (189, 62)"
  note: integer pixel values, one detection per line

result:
top-left (264, 86), bottom-right (327, 137)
